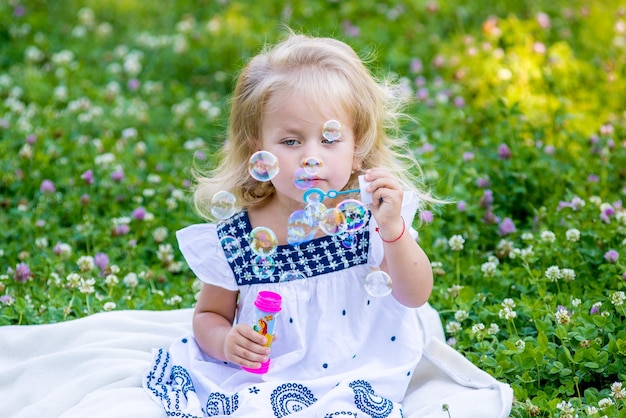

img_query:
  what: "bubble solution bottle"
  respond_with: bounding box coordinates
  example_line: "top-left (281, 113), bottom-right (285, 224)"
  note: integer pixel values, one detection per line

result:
top-left (241, 290), bottom-right (282, 374)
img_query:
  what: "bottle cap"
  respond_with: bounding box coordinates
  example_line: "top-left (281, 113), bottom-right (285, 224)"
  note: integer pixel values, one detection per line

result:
top-left (254, 290), bottom-right (282, 313)
top-left (242, 359), bottom-right (270, 374)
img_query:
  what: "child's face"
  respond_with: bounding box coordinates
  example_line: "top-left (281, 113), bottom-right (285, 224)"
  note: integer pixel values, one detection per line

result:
top-left (258, 90), bottom-right (359, 207)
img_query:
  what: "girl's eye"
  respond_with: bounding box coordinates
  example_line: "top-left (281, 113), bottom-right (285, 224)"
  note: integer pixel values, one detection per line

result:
top-left (281, 138), bottom-right (300, 146)
top-left (322, 138), bottom-right (340, 145)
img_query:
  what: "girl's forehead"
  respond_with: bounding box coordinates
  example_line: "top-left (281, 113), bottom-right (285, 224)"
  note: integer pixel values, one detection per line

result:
top-left (264, 87), bottom-right (352, 125)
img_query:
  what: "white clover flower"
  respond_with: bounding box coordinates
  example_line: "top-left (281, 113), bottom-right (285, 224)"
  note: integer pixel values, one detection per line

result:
top-left (487, 323), bottom-right (499, 335)
top-left (166, 198), bottom-right (178, 210)
top-left (446, 284), bottom-right (463, 297)
top-left (47, 272), bottom-right (61, 286)
top-left (53, 85), bottom-right (68, 101)
top-left (19, 143), bottom-right (33, 159)
top-left (610, 291), bottom-right (625, 306)
top-left (585, 406), bottom-right (599, 415)
top-left (611, 382), bottom-right (625, 399)
top-left (565, 228), bottom-right (581, 242)
top-left (35, 237), bottom-right (49, 249)
top-left (446, 321), bottom-right (462, 335)
top-left (157, 244), bottom-right (174, 263)
top-left (135, 141), bottom-right (147, 156)
top-left (431, 261), bottom-right (445, 276)
top-left (454, 310), bottom-right (469, 321)
top-left (555, 306), bottom-right (571, 325)
top-left (598, 397), bottom-right (614, 409)
top-left (104, 274), bottom-right (119, 286)
top-left (481, 261), bottom-right (497, 277)
top-left (167, 261), bottom-right (183, 273)
top-left (515, 339), bottom-right (525, 351)
top-left (103, 301), bottom-right (116, 312)
top-left (589, 196), bottom-right (602, 206)
top-left (123, 272), bottom-right (139, 288)
top-left (556, 400), bottom-right (575, 415)
top-left (601, 311), bottom-right (611, 318)
top-left (147, 173), bottom-right (161, 184)
top-left (471, 323), bottom-right (485, 339)
top-left (561, 268), bottom-right (576, 282)
top-left (521, 232), bottom-right (534, 241)
top-left (448, 235), bottom-right (465, 251)
top-left (616, 211), bottom-right (626, 225)
top-left (571, 298), bottom-right (581, 307)
top-left (164, 295), bottom-right (183, 305)
top-left (95, 152), bottom-right (115, 167)
top-left (520, 246), bottom-right (535, 261)
top-left (123, 53), bottom-right (143, 76)
top-left (110, 265), bottom-right (120, 274)
top-left (77, 255), bottom-right (95, 272)
top-left (171, 189), bottom-right (184, 200)
top-left (498, 306), bottom-right (517, 320)
top-left (66, 272), bottom-right (81, 288)
top-left (153, 226), bottom-right (169, 243)
top-left (545, 265), bottom-right (561, 281)
top-left (540, 230), bottom-right (556, 243)
top-left (502, 298), bottom-right (516, 309)
top-left (24, 46), bottom-right (45, 63)
top-left (79, 277), bottom-right (96, 294)
top-left (51, 50), bottom-right (75, 66)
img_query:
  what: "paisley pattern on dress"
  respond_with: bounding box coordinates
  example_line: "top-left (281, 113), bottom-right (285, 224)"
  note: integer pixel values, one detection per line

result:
top-left (270, 382), bottom-right (318, 417)
top-left (206, 392), bottom-right (239, 416)
top-left (349, 380), bottom-right (394, 417)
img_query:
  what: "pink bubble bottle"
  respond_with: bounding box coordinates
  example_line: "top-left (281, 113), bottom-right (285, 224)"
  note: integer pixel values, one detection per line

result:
top-left (242, 290), bottom-right (282, 374)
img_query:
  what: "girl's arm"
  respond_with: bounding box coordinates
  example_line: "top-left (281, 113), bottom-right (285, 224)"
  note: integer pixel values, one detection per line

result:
top-left (193, 283), bottom-right (270, 369)
top-left (364, 168), bottom-right (434, 308)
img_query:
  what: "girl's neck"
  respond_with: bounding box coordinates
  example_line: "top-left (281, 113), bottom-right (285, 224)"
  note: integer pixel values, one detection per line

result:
top-left (247, 194), bottom-right (304, 245)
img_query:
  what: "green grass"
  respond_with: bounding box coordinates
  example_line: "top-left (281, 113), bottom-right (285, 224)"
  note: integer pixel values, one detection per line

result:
top-left (1, 0), bottom-right (626, 416)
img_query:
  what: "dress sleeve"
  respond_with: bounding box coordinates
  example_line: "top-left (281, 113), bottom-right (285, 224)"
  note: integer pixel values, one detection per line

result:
top-left (368, 191), bottom-right (421, 268)
top-left (176, 223), bottom-right (239, 291)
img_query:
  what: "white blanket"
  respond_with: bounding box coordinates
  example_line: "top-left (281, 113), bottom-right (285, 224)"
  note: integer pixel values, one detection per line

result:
top-left (0, 308), bottom-right (512, 418)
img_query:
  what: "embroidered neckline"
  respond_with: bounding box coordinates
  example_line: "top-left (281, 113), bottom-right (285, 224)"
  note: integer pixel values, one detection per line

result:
top-left (216, 211), bottom-right (370, 286)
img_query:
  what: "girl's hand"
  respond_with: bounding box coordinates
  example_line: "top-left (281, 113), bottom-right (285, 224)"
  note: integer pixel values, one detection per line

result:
top-left (364, 168), bottom-right (404, 241)
top-left (223, 323), bottom-right (270, 369)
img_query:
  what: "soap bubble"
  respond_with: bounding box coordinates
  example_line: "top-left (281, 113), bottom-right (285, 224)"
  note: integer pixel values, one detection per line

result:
top-left (249, 226), bottom-right (278, 256)
top-left (364, 270), bottom-right (392, 297)
top-left (211, 191), bottom-right (237, 219)
top-left (279, 270), bottom-right (306, 283)
top-left (304, 200), bottom-right (327, 227)
top-left (220, 235), bottom-right (241, 262)
top-left (249, 150), bottom-right (279, 182)
top-left (286, 210), bottom-right (317, 246)
top-left (252, 255), bottom-right (275, 279)
top-left (279, 270), bottom-right (309, 300)
top-left (337, 199), bottom-right (369, 233)
top-left (294, 167), bottom-right (315, 190)
top-left (318, 207), bottom-right (347, 236)
top-left (322, 119), bottom-right (342, 142)
top-left (302, 157), bottom-right (323, 175)
top-left (341, 233), bottom-right (358, 249)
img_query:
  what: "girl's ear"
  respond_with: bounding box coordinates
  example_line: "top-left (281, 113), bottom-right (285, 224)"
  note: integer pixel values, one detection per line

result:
top-left (352, 155), bottom-right (363, 173)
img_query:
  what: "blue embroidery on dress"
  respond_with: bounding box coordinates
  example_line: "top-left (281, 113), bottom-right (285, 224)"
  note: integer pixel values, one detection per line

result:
top-left (270, 382), bottom-right (318, 417)
top-left (217, 211), bottom-right (369, 285)
top-left (144, 349), bottom-right (200, 417)
top-left (324, 413), bottom-right (357, 417)
top-left (206, 392), bottom-right (239, 416)
top-left (171, 365), bottom-right (195, 396)
top-left (349, 380), bottom-right (394, 417)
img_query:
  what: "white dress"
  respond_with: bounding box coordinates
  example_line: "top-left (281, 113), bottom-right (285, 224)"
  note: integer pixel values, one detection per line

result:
top-left (142, 193), bottom-right (464, 417)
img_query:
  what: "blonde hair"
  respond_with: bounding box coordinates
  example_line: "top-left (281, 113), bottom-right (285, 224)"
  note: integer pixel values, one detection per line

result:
top-left (193, 31), bottom-right (433, 220)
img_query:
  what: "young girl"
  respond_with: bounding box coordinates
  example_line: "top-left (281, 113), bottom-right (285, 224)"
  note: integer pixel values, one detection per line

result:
top-left (143, 32), bottom-right (510, 417)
